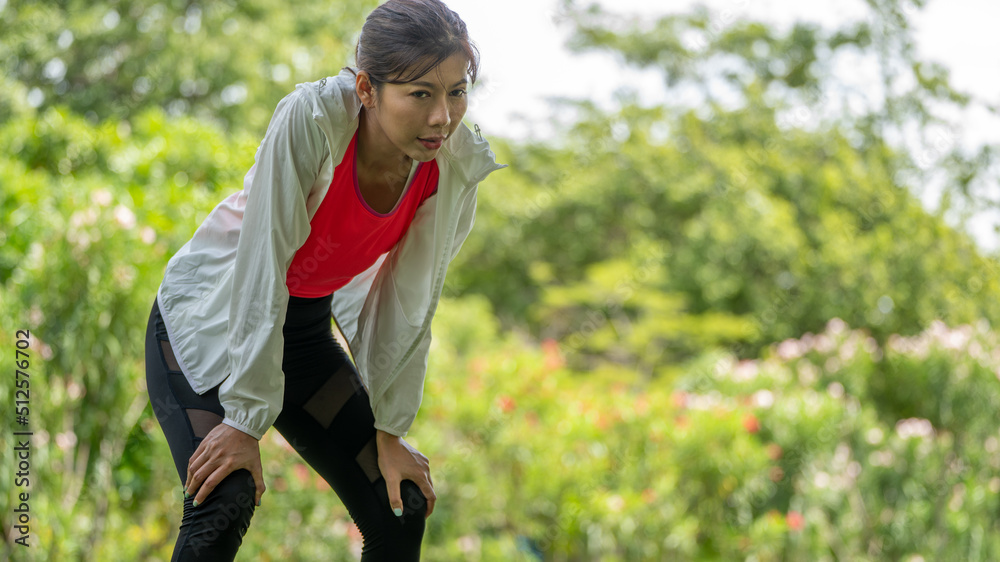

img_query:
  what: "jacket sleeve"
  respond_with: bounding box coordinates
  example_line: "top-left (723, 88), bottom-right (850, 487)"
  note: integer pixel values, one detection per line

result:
top-left (370, 328), bottom-right (432, 437)
top-left (369, 185), bottom-right (481, 438)
top-left (218, 89), bottom-right (326, 440)
top-left (450, 186), bottom-right (478, 261)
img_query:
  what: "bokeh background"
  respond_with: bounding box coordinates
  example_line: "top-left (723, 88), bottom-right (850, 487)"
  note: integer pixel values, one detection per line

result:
top-left (2, 0), bottom-right (1000, 560)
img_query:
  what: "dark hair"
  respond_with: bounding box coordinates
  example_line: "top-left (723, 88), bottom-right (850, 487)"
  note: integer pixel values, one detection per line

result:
top-left (343, 0), bottom-right (480, 90)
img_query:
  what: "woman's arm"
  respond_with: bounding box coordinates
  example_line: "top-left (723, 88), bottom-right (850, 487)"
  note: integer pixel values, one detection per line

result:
top-left (185, 88), bottom-right (327, 508)
top-left (366, 185), bottom-right (479, 438)
top-left (365, 184), bottom-right (479, 518)
top-left (219, 88), bottom-right (326, 440)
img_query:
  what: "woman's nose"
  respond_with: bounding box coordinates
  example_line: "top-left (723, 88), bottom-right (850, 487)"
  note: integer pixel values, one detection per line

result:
top-left (429, 97), bottom-right (451, 128)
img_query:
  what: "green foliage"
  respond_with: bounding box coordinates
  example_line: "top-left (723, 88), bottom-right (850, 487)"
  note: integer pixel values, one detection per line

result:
top-left (455, 97), bottom-right (1000, 367)
top-left (0, 0), bottom-right (377, 132)
top-left (557, 0), bottom-right (998, 231)
top-left (0, 103), bottom-right (254, 559)
top-left (410, 296), bottom-right (1000, 560)
top-left (3, 0), bottom-right (1000, 559)
top-left (0, 104), bottom-right (257, 284)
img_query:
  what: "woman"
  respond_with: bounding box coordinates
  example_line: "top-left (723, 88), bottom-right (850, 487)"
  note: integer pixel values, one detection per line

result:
top-left (143, 0), bottom-right (505, 559)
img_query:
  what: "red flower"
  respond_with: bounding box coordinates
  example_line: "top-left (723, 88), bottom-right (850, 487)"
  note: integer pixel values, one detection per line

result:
top-left (293, 463), bottom-right (310, 486)
top-left (786, 510), bottom-right (804, 531)
top-left (499, 396), bottom-right (516, 413)
top-left (742, 414), bottom-right (760, 433)
top-left (542, 338), bottom-right (560, 354)
top-left (542, 338), bottom-right (564, 370)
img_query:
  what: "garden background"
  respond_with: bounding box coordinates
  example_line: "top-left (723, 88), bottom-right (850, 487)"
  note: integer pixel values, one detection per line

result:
top-left (2, 0), bottom-right (1000, 560)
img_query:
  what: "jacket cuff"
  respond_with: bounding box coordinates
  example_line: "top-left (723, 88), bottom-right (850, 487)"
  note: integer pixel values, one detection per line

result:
top-left (373, 420), bottom-right (408, 438)
top-left (222, 417), bottom-right (265, 441)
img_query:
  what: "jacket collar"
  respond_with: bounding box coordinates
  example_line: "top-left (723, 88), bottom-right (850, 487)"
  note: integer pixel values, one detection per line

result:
top-left (300, 68), bottom-right (505, 188)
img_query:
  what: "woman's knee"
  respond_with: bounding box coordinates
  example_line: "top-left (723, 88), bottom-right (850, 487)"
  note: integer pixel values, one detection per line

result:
top-left (355, 479), bottom-right (427, 558)
top-left (388, 480), bottom-right (428, 549)
top-left (178, 469), bottom-right (258, 557)
top-left (399, 479), bottom-right (428, 519)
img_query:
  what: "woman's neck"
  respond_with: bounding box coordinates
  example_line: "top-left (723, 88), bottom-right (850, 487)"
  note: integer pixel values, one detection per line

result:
top-left (356, 107), bottom-right (412, 190)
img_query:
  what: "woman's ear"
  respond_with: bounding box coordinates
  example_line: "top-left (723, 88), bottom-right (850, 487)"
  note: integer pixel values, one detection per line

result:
top-left (355, 71), bottom-right (376, 108)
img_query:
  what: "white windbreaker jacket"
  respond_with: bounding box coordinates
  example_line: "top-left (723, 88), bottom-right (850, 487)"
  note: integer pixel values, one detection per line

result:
top-left (155, 68), bottom-right (506, 440)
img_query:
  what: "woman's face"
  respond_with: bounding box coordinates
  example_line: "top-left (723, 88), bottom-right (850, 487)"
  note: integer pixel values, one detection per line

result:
top-left (358, 53), bottom-right (470, 163)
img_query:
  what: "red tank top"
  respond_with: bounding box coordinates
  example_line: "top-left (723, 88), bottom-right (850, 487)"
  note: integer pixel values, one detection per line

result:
top-left (285, 130), bottom-right (439, 297)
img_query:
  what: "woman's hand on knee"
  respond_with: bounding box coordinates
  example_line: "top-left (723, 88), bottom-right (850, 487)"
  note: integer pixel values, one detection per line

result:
top-left (375, 429), bottom-right (436, 519)
top-left (185, 423), bottom-right (266, 508)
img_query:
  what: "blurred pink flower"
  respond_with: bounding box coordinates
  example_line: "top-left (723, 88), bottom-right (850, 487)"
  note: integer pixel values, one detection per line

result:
top-left (348, 522), bottom-right (363, 548)
top-left (541, 338), bottom-right (564, 371)
top-left (55, 431), bottom-right (78, 451)
top-left (752, 389), bottom-right (774, 408)
top-left (815, 334), bottom-right (835, 354)
top-left (91, 188), bottom-right (113, 207)
top-left (293, 463), bottom-right (310, 486)
top-left (786, 510), bottom-right (805, 531)
top-left (457, 534), bottom-right (480, 554)
top-left (114, 204), bottom-right (136, 229)
top-left (733, 360), bottom-right (759, 381)
top-left (895, 417), bottom-right (934, 439)
top-left (498, 395), bottom-right (516, 413)
top-left (826, 318), bottom-right (847, 335)
top-left (777, 339), bottom-right (805, 360)
top-left (315, 475), bottom-right (331, 492)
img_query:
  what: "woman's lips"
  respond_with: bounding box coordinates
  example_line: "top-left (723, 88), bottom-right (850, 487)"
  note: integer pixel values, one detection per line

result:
top-left (419, 137), bottom-right (444, 150)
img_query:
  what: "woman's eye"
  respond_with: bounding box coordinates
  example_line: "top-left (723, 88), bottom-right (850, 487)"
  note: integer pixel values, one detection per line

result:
top-left (410, 90), bottom-right (465, 98)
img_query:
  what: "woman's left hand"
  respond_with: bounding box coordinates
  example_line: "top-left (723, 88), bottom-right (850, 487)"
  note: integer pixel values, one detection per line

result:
top-left (375, 429), bottom-right (436, 519)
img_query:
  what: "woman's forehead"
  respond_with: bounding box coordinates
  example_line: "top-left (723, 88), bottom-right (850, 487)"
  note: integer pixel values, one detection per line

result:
top-left (392, 53), bottom-right (470, 86)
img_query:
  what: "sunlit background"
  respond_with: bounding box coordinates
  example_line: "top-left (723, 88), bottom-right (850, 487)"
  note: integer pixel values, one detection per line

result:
top-left (447, 0), bottom-right (1000, 249)
top-left (2, 0), bottom-right (1000, 560)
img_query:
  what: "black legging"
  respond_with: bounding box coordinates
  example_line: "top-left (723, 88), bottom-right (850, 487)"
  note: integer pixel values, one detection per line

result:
top-left (144, 293), bottom-right (427, 560)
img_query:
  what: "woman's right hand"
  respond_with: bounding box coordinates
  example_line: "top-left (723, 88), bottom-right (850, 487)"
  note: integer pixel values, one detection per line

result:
top-left (376, 429), bottom-right (436, 519)
top-left (185, 423), bottom-right (266, 508)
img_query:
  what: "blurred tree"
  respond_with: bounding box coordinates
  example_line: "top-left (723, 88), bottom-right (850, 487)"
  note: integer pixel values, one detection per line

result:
top-left (558, 0), bottom-right (998, 237)
top-left (3, 0), bottom-right (1000, 558)
top-left (0, 0), bottom-right (377, 133)
top-left (449, 0), bottom-right (1000, 371)
top-left (0, 103), bottom-right (256, 559)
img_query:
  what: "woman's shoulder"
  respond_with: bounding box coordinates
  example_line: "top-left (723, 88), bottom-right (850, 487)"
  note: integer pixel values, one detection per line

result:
top-left (290, 69), bottom-right (363, 126)
top-left (275, 69), bottom-right (362, 159)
